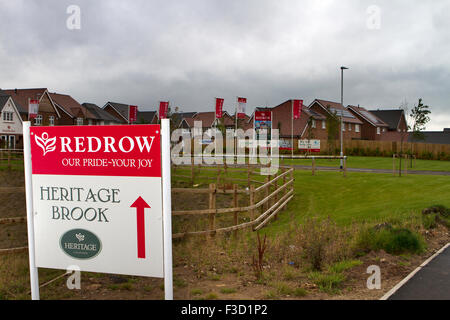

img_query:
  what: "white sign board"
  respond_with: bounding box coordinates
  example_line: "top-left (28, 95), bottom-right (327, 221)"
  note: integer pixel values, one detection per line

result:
top-left (299, 139), bottom-right (321, 152)
top-left (23, 122), bottom-right (173, 299)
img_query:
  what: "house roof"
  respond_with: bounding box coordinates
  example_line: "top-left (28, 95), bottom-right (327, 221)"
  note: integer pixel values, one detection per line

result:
top-left (347, 105), bottom-right (389, 127)
top-left (49, 92), bottom-right (86, 118)
top-left (408, 131), bottom-right (450, 145)
top-left (310, 99), bottom-right (363, 124)
top-left (172, 112), bottom-right (198, 127)
top-left (82, 103), bottom-right (122, 122)
top-left (368, 109), bottom-right (405, 131)
top-left (136, 111), bottom-right (157, 124)
top-left (0, 92), bottom-right (10, 109)
top-left (191, 112), bottom-right (216, 127)
top-left (2, 88), bottom-right (48, 114)
top-left (104, 102), bottom-right (130, 121)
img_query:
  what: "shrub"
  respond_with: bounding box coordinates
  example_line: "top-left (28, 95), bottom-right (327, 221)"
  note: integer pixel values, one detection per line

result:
top-left (356, 226), bottom-right (425, 255)
top-left (308, 272), bottom-right (346, 294)
top-left (328, 260), bottom-right (363, 274)
top-left (295, 217), bottom-right (351, 271)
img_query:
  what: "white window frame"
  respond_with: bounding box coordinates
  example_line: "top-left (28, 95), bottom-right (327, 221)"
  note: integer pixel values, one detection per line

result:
top-left (77, 117), bottom-right (83, 126)
top-left (35, 115), bottom-right (43, 126)
top-left (2, 111), bottom-right (13, 122)
top-left (355, 124), bottom-right (360, 133)
top-left (348, 123), bottom-right (352, 131)
top-left (49, 116), bottom-right (55, 126)
top-left (342, 123), bottom-right (346, 131)
top-left (311, 119), bottom-right (316, 129)
top-left (377, 127), bottom-right (381, 135)
top-left (322, 120), bottom-right (326, 129)
top-left (8, 135), bottom-right (15, 149)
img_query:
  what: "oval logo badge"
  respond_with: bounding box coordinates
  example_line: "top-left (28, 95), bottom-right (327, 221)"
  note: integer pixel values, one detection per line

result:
top-left (60, 229), bottom-right (102, 260)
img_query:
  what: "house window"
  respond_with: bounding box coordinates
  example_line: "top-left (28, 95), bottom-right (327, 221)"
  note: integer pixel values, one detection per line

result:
top-left (348, 123), bottom-right (352, 131)
top-left (77, 118), bottom-right (83, 126)
top-left (35, 115), bottom-right (43, 126)
top-left (311, 120), bottom-right (316, 128)
top-left (342, 123), bottom-right (346, 131)
top-left (322, 121), bottom-right (326, 129)
top-left (377, 127), bottom-right (381, 135)
top-left (2, 112), bottom-right (13, 122)
top-left (49, 116), bottom-right (55, 126)
top-left (88, 119), bottom-right (93, 126)
top-left (355, 124), bottom-right (360, 133)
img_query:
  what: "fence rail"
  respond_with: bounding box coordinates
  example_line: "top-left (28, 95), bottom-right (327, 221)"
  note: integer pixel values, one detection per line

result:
top-left (172, 166), bottom-right (295, 238)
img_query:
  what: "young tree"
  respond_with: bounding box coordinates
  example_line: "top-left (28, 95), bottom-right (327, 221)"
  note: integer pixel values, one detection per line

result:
top-left (325, 107), bottom-right (340, 155)
top-left (408, 98), bottom-right (431, 168)
top-left (398, 100), bottom-right (409, 176)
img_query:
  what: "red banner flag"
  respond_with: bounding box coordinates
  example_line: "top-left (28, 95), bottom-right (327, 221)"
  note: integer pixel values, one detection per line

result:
top-left (159, 102), bottom-right (169, 119)
top-left (255, 111), bottom-right (272, 122)
top-left (129, 105), bottom-right (138, 123)
top-left (28, 99), bottom-right (39, 120)
top-left (215, 98), bottom-right (224, 119)
top-left (237, 97), bottom-right (247, 119)
top-left (293, 100), bottom-right (303, 120)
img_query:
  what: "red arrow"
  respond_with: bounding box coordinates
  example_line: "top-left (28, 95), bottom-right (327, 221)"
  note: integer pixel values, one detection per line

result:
top-left (130, 197), bottom-right (151, 259)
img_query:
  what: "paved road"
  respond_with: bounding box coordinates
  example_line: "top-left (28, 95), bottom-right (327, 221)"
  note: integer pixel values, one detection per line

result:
top-left (388, 245), bottom-right (450, 300)
top-left (292, 165), bottom-right (450, 176)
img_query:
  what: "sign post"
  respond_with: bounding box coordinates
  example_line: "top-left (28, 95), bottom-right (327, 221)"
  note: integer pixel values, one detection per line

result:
top-left (23, 120), bottom-right (173, 300)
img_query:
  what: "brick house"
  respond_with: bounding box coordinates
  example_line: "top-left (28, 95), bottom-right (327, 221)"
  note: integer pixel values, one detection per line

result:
top-left (308, 99), bottom-right (363, 140)
top-left (271, 100), bottom-right (327, 143)
top-left (82, 103), bottom-right (122, 125)
top-left (369, 109), bottom-right (409, 141)
top-left (102, 102), bottom-right (158, 124)
top-left (179, 111), bottom-right (236, 133)
top-left (49, 92), bottom-right (90, 126)
top-left (0, 91), bottom-right (23, 149)
top-left (347, 105), bottom-right (389, 140)
top-left (3, 88), bottom-right (62, 127)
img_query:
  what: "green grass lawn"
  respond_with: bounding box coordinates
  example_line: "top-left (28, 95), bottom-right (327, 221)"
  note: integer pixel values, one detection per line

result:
top-left (282, 156), bottom-right (450, 172)
top-left (266, 169), bottom-right (450, 234)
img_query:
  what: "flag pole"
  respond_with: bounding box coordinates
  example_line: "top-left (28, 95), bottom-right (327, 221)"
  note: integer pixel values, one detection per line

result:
top-left (291, 100), bottom-right (294, 158)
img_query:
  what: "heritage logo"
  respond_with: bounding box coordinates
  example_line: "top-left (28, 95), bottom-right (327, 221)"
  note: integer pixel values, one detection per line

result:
top-left (60, 229), bottom-right (102, 260)
top-left (35, 133), bottom-right (57, 156)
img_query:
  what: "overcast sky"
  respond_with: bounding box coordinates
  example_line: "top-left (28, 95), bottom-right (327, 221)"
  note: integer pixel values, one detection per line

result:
top-left (1, 0), bottom-right (449, 130)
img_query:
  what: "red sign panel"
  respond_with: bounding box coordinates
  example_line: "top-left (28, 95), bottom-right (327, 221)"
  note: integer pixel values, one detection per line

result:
top-left (237, 97), bottom-right (247, 119)
top-left (129, 105), bottom-right (138, 123)
top-left (159, 102), bottom-right (169, 119)
top-left (293, 100), bottom-right (303, 120)
top-left (255, 111), bottom-right (272, 122)
top-left (215, 98), bottom-right (224, 119)
top-left (30, 125), bottom-right (161, 177)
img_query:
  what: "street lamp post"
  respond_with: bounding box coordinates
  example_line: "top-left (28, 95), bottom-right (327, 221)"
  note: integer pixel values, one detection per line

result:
top-left (340, 66), bottom-right (349, 170)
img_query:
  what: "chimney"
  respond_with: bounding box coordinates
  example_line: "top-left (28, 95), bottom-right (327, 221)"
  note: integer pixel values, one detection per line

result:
top-left (14, 88), bottom-right (17, 94)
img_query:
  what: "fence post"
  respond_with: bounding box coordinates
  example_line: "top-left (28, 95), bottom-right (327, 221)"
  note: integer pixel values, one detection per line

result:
top-left (250, 184), bottom-right (255, 222)
top-left (233, 184), bottom-right (238, 237)
top-left (282, 168), bottom-right (287, 210)
top-left (265, 175), bottom-right (270, 211)
top-left (247, 161), bottom-right (251, 188)
top-left (343, 156), bottom-right (347, 178)
top-left (312, 157), bottom-right (316, 176)
top-left (7, 149), bottom-right (11, 171)
top-left (191, 156), bottom-right (195, 186)
top-left (393, 154), bottom-right (396, 176)
top-left (404, 154), bottom-right (408, 176)
top-left (209, 183), bottom-right (216, 237)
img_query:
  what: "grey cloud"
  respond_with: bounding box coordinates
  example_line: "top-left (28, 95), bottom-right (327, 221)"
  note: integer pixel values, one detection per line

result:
top-left (1, 0), bottom-right (449, 130)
